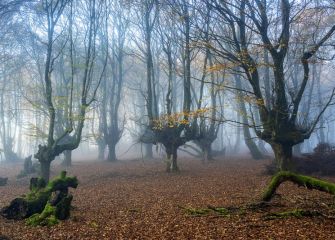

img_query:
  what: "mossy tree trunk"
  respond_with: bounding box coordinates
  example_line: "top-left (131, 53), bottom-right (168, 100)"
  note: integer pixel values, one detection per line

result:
top-left (1, 171), bottom-right (78, 223)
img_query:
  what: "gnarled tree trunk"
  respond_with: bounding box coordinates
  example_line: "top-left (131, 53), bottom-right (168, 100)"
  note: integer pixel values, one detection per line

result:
top-left (271, 143), bottom-right (293, 171)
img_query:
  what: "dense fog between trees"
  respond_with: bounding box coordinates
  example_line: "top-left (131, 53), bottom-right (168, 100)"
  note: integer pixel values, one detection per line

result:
top-left (0, 0), bottom-right (334, 176)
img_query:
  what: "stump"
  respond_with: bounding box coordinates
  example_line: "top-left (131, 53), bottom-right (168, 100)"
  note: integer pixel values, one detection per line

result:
top-left (1, 171), bottom-right (78, 226)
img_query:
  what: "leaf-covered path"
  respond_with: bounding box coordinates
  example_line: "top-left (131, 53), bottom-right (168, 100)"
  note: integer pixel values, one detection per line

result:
top-left (1, 157), bottom-right (335, 239)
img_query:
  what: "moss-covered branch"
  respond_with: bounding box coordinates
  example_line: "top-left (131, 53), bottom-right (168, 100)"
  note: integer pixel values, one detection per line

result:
top-left (262, 171), bottom-right (335, 201)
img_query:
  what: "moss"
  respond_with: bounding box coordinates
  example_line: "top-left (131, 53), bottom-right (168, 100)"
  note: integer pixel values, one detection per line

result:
top-left (1, 171), bottom-right (77, 223)
top-left (184, 207), bottom-right (211, 216)
top-left (207, 206), bottom-right (229, 216)
top-left (264, 209), bottom-right (320, 220)
top-left (262, 171), bottom-right (335, 201)
top-left (26, 203), bottom-right (59, 226)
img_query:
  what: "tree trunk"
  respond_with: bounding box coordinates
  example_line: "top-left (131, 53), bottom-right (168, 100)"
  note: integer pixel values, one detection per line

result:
top-left (144, 143), bottom-right (153, 160)
top-left (40, 160), bottom-right (51, 182)
top-left (170, 147), bottom-right (178, 172)
top-left (293, 144), bottom-right (302, 156)
top-left (243, 125), bottom-right (264, 160)
top-left (202, 143), bottom-right (213, 163)
top-left (62, 150), bottom-right (72, 167)
top-left (98, 142), bottom-right (105, 160)
top-left (166, 145), bottom-right (179, 172)
top-left (107, 143), bottom-right (117, 162)
top-left (271, 143), bottom-right (293, 171)
top-left (1, 171), bottom-right (78, 225)
top-left (235, 73), bottom-right (264, 160)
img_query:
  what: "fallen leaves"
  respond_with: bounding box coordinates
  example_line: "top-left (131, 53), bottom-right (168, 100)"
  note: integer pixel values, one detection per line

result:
top-left (1, 157), bottom-right (335, 239)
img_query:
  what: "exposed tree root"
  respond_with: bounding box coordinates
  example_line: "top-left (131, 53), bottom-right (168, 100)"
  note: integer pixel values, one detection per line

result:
top-left (262, 171), bottom-right (335, 201)
top-left (178, 205), bottom-right (230, 217)
top-left (263, 209), bottom-right (321, 220)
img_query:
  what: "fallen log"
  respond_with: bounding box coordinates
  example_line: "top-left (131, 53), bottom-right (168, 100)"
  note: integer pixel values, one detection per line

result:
top-left (262, 171), bottom-right (335, 201)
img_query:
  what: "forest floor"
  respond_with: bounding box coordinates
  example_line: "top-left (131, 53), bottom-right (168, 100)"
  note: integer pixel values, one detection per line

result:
top-left (1, 157), bottom-right (335, 239)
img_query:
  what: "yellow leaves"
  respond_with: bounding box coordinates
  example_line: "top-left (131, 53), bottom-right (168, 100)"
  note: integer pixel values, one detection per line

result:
top-left (152, 108), bottom-right (211, 130)
top-left (206, 62), bottom-right (238, 72)
top-left (236, 95), bottom-right (265, 107)
top-left (88, 220), bottom-right (99, 228)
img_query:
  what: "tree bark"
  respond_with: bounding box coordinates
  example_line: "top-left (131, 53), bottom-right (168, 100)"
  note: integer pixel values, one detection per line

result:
top-left (271, 143), bottom-right (293, 171)
top-left (166, 145), bottom-right (178, 172)
top-left (40, 160), bottom-right (51, 183)
top-left (107, 142), bottom-right (117, 162)
top-left (144, 143), bottom-right (153, 160)
top-left (97, 141), bottom-right (105, 160)
top-left (62, 150), bottom-right (72, 167)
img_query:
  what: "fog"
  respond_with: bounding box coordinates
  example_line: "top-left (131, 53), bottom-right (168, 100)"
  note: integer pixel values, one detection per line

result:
top-left (0, 0), bottom-right (334, 170)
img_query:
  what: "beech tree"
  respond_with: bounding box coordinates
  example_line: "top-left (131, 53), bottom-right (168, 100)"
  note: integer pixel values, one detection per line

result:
top-left (207, 0), bottom-right (335, 170)
top-left (33, 0), bottom-right (107, 181)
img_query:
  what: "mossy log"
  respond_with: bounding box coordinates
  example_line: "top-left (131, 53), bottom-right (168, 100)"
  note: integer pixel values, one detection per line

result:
top-left (262, 171), bottom-right (335, 201)
top-left (1, 171), bottom-right (78, 225)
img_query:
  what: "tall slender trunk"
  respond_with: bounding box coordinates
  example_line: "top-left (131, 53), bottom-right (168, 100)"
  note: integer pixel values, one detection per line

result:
top-left (235, 74), bottom-right (264, 159)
